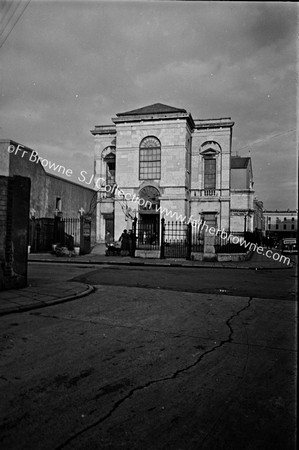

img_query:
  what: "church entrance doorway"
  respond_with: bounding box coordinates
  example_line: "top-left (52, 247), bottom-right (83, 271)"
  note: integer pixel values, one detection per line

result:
top-left (138, 213), bottom-right (159, 247)
top-left (136, 186), bottom-right (160, 249)
top-left (105, 215), bottom-right (114, 241)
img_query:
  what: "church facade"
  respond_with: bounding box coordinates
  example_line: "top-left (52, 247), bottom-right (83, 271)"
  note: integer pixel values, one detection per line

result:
top-left (91, 103), bottom-right (254, 244)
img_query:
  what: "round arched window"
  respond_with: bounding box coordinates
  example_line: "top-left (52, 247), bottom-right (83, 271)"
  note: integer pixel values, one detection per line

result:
top-left (138, 186), bottom-right (160, 211)
top-left (139, 136), bottom-right (161, 180)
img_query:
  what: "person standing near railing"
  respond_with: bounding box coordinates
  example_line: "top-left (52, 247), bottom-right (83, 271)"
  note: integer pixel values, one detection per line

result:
top-left (119, 229), bottom-right (130, 256)
top-left (128, 229), bottom-right (136, 256)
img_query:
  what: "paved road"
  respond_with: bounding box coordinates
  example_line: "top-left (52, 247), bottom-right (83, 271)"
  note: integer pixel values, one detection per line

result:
top-left (27, 263), bottom-right (99, 285)
top-left (0, 263), bottom-right (296, 449)
top-left (72, 263), bottom-right (297, 300)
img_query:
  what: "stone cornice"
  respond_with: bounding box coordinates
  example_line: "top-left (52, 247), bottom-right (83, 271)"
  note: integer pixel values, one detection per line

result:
top-left (90, 125), bottom-right (116, 136)
top-left (112, 112), bottom-right (195, 129)
top-left (194, 118), bottom-right (234, 129)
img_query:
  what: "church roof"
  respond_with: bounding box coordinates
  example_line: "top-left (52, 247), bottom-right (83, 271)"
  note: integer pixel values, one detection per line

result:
top-left (116, 103), bottom-right (187, 116)
top-left (231, 156), bottom-right (251, 169)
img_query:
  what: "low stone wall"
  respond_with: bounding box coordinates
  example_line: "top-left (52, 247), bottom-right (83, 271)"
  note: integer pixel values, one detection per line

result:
top-left (135, 250), bottom-right (160, 259)
top-left (217, 249), bottom-right (253, 262)
top-left (191, 250), bottom-right (253, 262)
top-left (217, 253), bottom-right (246, 262)
top-left (191, 252), bottom-right (203, 261)
top-left (134, 248), bottom-right (253, 261)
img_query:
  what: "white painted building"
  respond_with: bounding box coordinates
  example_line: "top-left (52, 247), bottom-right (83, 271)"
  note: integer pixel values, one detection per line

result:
top-left (91, 103), bottom-right (254, 243)
top-left (265, 210), bottom-right (297, 240)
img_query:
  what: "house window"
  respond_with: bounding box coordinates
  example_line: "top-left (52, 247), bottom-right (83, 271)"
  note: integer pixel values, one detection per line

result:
top-left (292, 217), bottom-right (294, 221)
top-left (56, 197), bottom-right (62, 211)
top-left (283, 224), bottom-right (286, 230)
top-left (139, 136), bottom-right (161, 180)
top-left (284, 217), bottom-right (287, 221)
top-left (268, 224), bottom-right (271, 230)
top-left (204, 158), bottom-right (216, 189)
top-left (105, 153), bottom-right (116, 186)
top-left (276, 224), bottom-right (279, 229)
top-left (291, 225), bottom-right (295, 230)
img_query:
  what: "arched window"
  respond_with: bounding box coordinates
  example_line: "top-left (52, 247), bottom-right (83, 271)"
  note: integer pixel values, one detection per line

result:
top-left (104, 153), bottom-right (115, 186)
top-left (101, 146), bottom-right (116, 198)
top-left (138, 185), bottom-right (160, 211)
top-left (139, 136), bottom-right (161, 180)
top-left (102, 146), bottom-right (116, 187)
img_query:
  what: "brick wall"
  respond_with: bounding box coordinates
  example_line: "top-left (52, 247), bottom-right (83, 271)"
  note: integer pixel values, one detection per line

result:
top-left (0, 175), bottom-right (30, 290)
top-left (0, 177), bottom-right (9, 286)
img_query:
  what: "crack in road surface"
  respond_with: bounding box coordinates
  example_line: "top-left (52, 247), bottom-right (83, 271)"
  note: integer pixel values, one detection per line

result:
top-left (30, 311), bottom-right (296, 353)
top-left (31, 311), bottom-right (226, 344)
top-left (199, 298), bottom-right (251, 447)
top-left (56, 297), bottom-right (253, 449)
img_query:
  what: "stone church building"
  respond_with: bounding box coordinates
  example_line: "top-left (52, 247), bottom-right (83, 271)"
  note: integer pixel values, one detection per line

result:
top-left (91, 103), bottom-right (254, 244)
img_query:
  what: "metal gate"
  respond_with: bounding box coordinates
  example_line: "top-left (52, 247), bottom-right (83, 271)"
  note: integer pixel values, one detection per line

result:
top-left (162, 220), bottom-right (189, 258)
top-left (29, 218), bottom-right (54, 252)
top-left (60, 218), bottom-right (80, 248)
top-left (135, 215), bottom-right (160, 250)
top-left (29, 216), bottom-right (91, 254)
top-left (133, 218), bottom-right (204, 259)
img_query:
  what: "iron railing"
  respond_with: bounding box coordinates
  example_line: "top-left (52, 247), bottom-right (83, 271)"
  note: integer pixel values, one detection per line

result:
top-left (163, 220), bottom-right (189, 258)
top-left (124, 219), bottom-right (253, 259)
top-left (135, 217), bottom-right (159, 250)
top-left (29, 216), bottom-right (91, 254)
top-left (62, 218), bottom-right (81, 246)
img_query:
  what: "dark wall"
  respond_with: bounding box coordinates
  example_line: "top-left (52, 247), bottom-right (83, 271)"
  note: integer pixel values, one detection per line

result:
top-left (0, 175), bottom-right (30, 290)
top-left (0, 177), bottom-right (9, 285)
top-left (4, 140), bottom-right (48, 217)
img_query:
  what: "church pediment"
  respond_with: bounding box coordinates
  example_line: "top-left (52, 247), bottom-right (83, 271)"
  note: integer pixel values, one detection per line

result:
top-left (200, 141), bottom-right (221, 155)
top-left (116, 103), bottom-right (187, 117)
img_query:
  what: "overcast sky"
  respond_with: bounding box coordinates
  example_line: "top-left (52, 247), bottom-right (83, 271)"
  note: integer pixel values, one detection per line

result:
top-left (0, 0), bottom-right (297, 210)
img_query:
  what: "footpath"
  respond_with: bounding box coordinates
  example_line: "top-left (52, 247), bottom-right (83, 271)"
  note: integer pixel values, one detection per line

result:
top-left (0, 249), bottom-right (293, 317)
top-left (27, 248), bottom-right (292, 270)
